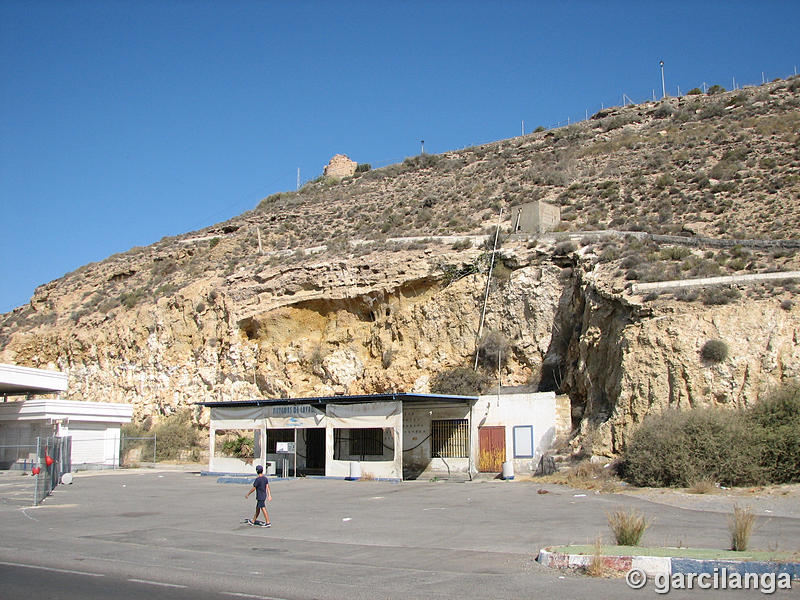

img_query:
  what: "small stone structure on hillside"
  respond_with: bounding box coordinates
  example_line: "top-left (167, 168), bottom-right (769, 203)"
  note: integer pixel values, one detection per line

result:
top-left (513, 200), bottom-right (562, 234)
top-left (323, 154), bottom-right (357, 179)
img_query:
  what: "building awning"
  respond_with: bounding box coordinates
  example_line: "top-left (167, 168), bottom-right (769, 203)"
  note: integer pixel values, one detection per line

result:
top-left (0, 363), bottom-right (68, 396)
top-left (0, 398), bottom-right (133, 424)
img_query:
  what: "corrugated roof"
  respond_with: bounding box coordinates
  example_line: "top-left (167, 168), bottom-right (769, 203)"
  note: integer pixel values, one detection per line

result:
top-left (196, 392), bottom-right (478, 408)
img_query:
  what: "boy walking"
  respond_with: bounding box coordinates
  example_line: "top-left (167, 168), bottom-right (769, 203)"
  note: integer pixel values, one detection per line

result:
top-left (244, 464), bottom-right (272, 527)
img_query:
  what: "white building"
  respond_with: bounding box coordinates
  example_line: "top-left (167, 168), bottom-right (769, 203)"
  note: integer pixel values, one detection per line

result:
top-left (199, 390), bottom-right (570, 480)
top-left (0, 363), bottom-right (132, 470)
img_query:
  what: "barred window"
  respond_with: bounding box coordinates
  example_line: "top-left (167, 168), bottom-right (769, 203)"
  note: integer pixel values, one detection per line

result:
top-left (431, 419), bottom-right (469, 458)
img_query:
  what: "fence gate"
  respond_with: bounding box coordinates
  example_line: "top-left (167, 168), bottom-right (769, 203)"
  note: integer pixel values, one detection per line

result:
top-left (33, 436), bottom-right (71, 506)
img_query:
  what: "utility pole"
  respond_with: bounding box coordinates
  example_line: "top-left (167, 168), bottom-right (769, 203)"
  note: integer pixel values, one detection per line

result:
top-left (677, 84), bottom-right (681, 97)
top-left (420, 139), bottom-right (425, 154)
top-left (474, 207), bottom-right (503, 371)
top-left (703, 81), bottom-right (707, 94)
top-left (660, 60), bottom-right (666, 99)
top-left (733, 76), bottom-right (737, 91)
top-left (521, 120), bottom-right (524, 136)
top-left (297, 168), bottom-right (300, 191)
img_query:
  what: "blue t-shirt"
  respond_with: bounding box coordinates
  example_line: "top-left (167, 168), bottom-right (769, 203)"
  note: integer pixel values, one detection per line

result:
top-left (252, 474), bottom-right (269, 501)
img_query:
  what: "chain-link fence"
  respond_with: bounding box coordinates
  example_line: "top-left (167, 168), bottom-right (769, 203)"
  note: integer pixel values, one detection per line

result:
top-left (33, 436), bottom-right (71, 506)
top-left (2, 434), bottom-right (163, 506)
top-left (119, 434), bottom-right (157, 466)
top-left (0, 442), bottom-right (38, 471)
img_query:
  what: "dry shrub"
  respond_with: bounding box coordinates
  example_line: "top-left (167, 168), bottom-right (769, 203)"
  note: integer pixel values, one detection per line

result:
top-left (429, 366), bottom-right (490, 396)
top-left (476, 330), bottom-right (510, 370)
top-left (729, 504), bottom-right (756, 551)
top-left (687, 477), bottom-right (717, 494)
top-left (620, 408), bottom-right (763, 487)
top-left (539, 459), bottom-right (622, 492)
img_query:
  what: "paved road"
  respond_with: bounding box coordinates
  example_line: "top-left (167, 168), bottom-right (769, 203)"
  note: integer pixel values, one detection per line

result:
top-left (0, 470), bottom-right (797, 599)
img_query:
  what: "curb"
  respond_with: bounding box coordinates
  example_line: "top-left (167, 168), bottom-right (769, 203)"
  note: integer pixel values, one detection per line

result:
top-left (536, 549), bottom-right (800, 580)
top-left (209, 474), bottom-right (402, 484)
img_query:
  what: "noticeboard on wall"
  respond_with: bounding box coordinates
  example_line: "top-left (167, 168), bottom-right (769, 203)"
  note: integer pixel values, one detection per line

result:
top-left (513, 425), bottom-right (534, 458)
top-left (276, 442), bottom-right (296, 454)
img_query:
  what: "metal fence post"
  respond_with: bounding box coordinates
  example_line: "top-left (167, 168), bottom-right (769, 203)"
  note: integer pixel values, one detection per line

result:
top-left (34, 437), bottom-right (41, 506)
top-left (153, 435), bottom-right (157, 464)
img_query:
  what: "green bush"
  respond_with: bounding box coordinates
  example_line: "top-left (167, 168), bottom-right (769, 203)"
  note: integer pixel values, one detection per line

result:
top-left (707, 84), bottom-right (726, 95)
top-left (151, 410), bottom-right (201, 461)
top-left (687, 88), bottom-right (702, 95)
top-left (621, 384), bottom-right (800, 487)
top-left (701, 339), bottom-right (729, 363)
top-left (620, 408), bottom-right (764, 487)
top-left (746, 384), bottom-right (800, 483)
top-left (430, 367), bottom-right (490, 396)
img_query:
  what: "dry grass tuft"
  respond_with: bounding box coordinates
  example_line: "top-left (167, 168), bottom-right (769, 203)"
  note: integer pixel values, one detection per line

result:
top-left (729, 504), bottom-right (756, 551)
top-left (537, 459), bottom-right (623, 492)
top-left (607, 508), bottom-right (651, 546)
top-left (585, 535), bottom-right (606, 577)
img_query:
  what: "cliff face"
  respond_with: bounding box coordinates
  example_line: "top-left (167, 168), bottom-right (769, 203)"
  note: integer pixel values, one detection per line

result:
top-left (1, 244), bottom-right (564, 419)
top-left (3, 238), bottom-right (798, 456)
top-left (3, 78), bottom-right (800, 454)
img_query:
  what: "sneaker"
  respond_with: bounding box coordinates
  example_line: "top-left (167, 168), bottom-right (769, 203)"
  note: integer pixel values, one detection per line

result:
top-left (260, 522), bottom-right (271, 528)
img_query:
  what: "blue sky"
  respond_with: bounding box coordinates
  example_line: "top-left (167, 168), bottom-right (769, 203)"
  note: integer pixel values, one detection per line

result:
top-left (1, 1), bottom-right (798, 313)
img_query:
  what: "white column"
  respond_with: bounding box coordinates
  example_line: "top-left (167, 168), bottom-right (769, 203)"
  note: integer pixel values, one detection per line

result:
top-left (209, 427), bottom-right (216, 472)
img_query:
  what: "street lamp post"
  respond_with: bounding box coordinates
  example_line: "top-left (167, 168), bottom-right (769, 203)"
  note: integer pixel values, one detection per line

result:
top-left (660, 60), bottom-right (666, 99)
top-left (420, 139), bottom-right (425, 154)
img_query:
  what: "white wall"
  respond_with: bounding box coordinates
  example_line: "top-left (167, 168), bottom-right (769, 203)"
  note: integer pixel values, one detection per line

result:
top-left (62, 422), bottom-right (122, 467)
top-left (324, 402), bottom-right (403, 480)
top-left (473, 392), bottom-right (557, 474)
top-left (403, 405), bottom-right (472, 475)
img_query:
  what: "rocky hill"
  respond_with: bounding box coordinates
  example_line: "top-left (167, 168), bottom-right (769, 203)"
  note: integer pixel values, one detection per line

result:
top-left (2, 78), bottom-right (799, 455)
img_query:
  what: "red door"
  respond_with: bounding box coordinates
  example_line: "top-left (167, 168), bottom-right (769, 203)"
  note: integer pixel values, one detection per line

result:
top-left (478, 426), bottom-right (505, 472)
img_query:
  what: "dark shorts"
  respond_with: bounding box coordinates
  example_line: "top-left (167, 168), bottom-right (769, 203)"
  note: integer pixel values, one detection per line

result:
top-left (256, 498), bottom-right (266, 509)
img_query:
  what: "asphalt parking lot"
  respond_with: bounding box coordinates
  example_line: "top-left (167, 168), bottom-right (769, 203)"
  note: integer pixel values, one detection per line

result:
top-left (0, 469), bottom-right (797, 599)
